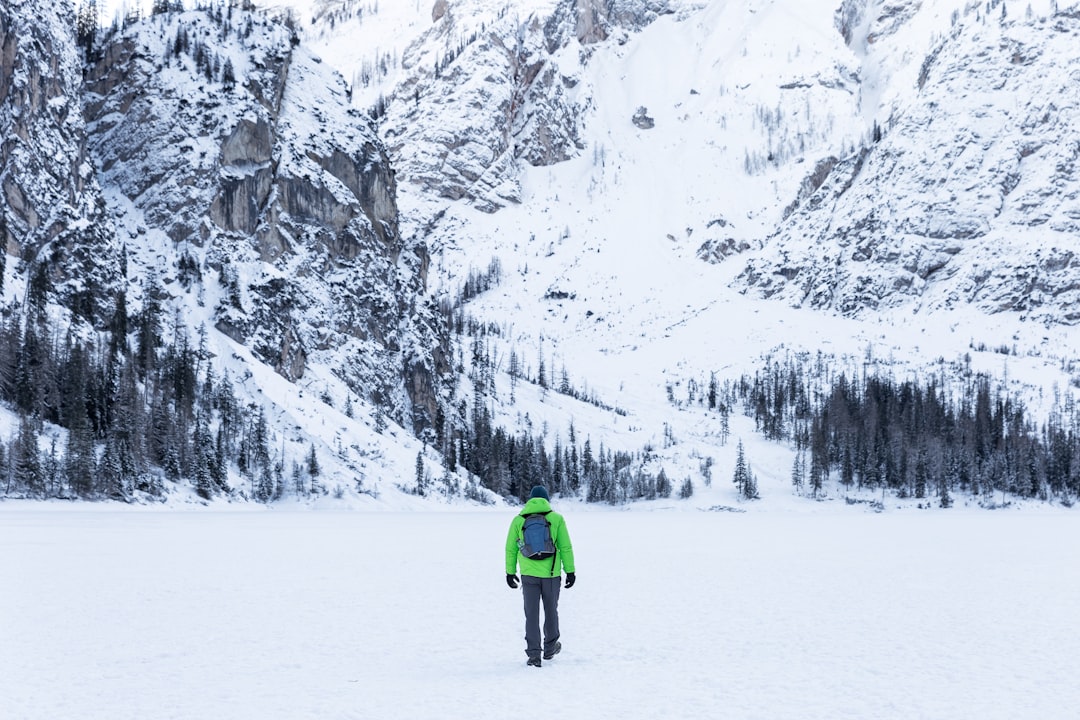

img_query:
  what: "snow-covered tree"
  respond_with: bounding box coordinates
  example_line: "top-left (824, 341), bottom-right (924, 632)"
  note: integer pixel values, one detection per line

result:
top-left (307, 443), bottom-right (321, 494)
top-left (415, 451), bottom-right (426, 496)
top-left (679, 477), bottom-right (694, 499)
top-left (733, 439), bottom-right (749, 497)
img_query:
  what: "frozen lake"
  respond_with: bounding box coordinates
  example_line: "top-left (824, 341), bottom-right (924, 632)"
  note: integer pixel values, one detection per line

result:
top-left (2, 507), bottom-right (1078, 719)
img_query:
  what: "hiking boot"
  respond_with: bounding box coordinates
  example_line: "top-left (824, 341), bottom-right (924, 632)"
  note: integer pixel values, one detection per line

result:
top-left (526, 656), bottom-right (542, 668)
top-left (543, 641), bottom-right (561, 660)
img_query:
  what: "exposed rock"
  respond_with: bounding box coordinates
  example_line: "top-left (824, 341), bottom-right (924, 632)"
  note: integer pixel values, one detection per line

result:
top-left (737, 14), bottom-right (1080, 324)
top-left (575, 0), bottom-right (610, 44)
top-left (0, 0), bottom-right (121, 322)
top-left (432, 0), bottom-right (449, 23)
top-left (632, 106), bottom-right (655, 129)
top-left (384, 0), bottom-right (669, 216)
top-left (697, 238), bottom-right (752, 264)
top-left (84, 10), bottom-right (446, 431)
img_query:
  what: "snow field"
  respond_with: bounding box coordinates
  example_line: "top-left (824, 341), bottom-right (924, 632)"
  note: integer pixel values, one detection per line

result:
top-left (2, 507), bottom-right (1078, 719)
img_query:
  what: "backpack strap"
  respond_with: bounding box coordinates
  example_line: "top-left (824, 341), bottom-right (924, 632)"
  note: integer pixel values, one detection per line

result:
top-left (549, 517), bottom-right (558, 576)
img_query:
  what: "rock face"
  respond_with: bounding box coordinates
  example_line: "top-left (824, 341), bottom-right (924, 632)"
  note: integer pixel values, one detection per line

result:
top-left (84, 9), bottom-right (446, 431)
top-left (382, 0), bottom-right (671, 216)
top-left (631, 106), bottom-right (654, 129)
top-left (738, 9), bottom-right (1080, 323)
top-left (0, 0), bottom-right (120, 320)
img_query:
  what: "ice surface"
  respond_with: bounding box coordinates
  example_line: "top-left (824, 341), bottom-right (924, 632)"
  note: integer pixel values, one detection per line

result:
top-left (2, 506), bottom-right (1078, 719)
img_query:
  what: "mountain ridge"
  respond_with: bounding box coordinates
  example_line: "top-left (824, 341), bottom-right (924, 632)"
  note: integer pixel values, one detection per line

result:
top-left (2, 0), bottom-right (1080, 508)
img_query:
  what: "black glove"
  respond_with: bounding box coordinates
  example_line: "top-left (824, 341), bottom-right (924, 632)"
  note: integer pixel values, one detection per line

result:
top-left (564, 572), bottom-right (576, 589)
top-left (506, 574), bottom-right (519, 589)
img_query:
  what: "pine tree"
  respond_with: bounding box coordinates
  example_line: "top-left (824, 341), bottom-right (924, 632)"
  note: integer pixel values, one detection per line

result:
top-left (136, 279), bottom-right (163, 378)
top-left (212, 427), bottom-right (229, 494)
top-left (791, 450), bottom-right (805, 494)
top-left (914, 449), bottom-right (928, 499)
top-left (292, 460), bottom-right (305, 497)
top-left (14, 322), bottom-right (43, 417)
top-left (733, 439), bottom-right (749, 497)
top-left (62, 343), bottom-right (97, 498)
top-left (27, 260), bottom-right (51, 319)
top-left (194, 449), bottom-right (214, 500)
top-left (13, 418), bottom-right (44, 497)
top-left (109, 290), bottom-right (129, 358)
top-left (99, 437), bottom-right (127, 501)
top-left (840, 442), bottom-right (854, 490)
top-left (508, 349), bottom-right (520, 403)
top-left (272, 459), bottom-right (285, 498)
top-left (41, 437), bottom-right (60, 498)
top-left (809, 455), bottom-right (823, 498)
top-left (256, 458), bottom-right (274, 502)
top-left (679, 477), bottom-right (694, 499)
top-left (582, 438), bottom-right (594, 483)
top-left (551, 437), bottom-right (564, 496)
top-left (415, 450), bottom-right (426, 496)
top-left (744, 468), bottom-right (760, 500)
top-left (75, 0), bottom-right (99, 62)
top-left (938, 473), bottom-right (953, 508)
top-left (566, 423), bottom-right (580, 495)
top-left (307, 443), bottom-right (321, 494)
top-left (222, 57), bottom-right (236, 90)
top-left (656, 468), bottom-right (672, 498)
top-left (0, 313), bottom-right (20, 404)
top-left (192, 411), bottom-right (214, 500)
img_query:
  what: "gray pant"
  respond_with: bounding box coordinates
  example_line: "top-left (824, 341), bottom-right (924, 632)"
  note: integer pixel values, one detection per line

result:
top-left (522, 575), bottom-right (561, 658)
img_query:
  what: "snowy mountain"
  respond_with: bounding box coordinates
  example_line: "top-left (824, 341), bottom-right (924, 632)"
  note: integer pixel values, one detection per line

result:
top-left (82, 7), bottom-right (447, 430)
top-left (0, 0), bottom-right (122, 319)
top-left (740, 1), bottom-right (1080, 323)
top-left (284, 0), bottom-right (1080, 502)
top-left (2, 0), bottom-right (1080, 507)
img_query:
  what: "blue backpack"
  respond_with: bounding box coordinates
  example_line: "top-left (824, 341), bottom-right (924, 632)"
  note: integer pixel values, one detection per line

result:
top-left (519, 513), bottom-right (556, 560)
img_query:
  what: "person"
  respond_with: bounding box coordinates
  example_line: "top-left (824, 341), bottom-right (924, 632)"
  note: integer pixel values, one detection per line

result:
top-left (505, 485), bottom-right (576, 667)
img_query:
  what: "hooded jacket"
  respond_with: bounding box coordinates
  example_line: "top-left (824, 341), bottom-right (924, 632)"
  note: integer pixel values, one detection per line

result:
top-left (505, 497), bottom-right (575, 578)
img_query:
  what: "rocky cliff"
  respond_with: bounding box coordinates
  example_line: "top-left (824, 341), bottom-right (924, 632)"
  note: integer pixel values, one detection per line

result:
top-left (738, 4), bottom-right (1080, 323)
top-left (0, 0), bottom-right (121, 320)
top-left (374, 0), bottom-right (673, 218)
top-left (82, 8), bottom-right (446, 431)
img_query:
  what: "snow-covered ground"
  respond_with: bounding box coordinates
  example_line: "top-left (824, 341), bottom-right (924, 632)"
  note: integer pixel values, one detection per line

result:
top-left (3, 506), bottom-right (1077, 719)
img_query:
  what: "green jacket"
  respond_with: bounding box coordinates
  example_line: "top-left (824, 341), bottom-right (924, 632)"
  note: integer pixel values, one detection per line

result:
top-left (505, 497), bottom-right (575, 578)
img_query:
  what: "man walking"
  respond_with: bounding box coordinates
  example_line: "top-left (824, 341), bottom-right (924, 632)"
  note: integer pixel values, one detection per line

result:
top-left (505, 485), bottom-right (576, 667)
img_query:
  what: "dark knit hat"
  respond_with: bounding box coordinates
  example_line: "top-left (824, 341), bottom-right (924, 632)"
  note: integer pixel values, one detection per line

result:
top-left (529, 485), bottom-right (550, 500)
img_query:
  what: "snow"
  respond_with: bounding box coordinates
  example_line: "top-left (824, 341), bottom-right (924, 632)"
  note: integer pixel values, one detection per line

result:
top-left (16, 2), bottom-right (1076, 710)
top-left (61, 0), bottom-right (1080, 507)
top-left (2, 506), bottom-right (1078, 719)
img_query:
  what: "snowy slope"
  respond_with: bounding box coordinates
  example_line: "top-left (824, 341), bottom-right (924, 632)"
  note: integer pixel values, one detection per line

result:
top-left (18, 6), bottom-right (468, 507)
top-left (85, 8), bottom-right (450, 428)
top-left (12, 0), bottom-right (1075, 508)
top-left (269, 0), bottom-right (1080, 500)
top-left (741, 1), bottom-right (1080, 322)
top-left (0, 0), bottom-right (122, 315)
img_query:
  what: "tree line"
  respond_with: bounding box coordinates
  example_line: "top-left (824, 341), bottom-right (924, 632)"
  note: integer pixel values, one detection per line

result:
top-left (0, 272), bottom-right (321, 502)
top-left (442, 389), bottom-right (680, 505)
top-left (704, 351), bottom-right (1080, 506)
